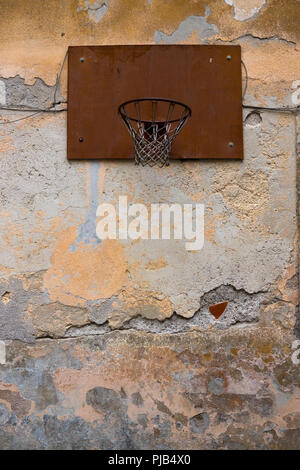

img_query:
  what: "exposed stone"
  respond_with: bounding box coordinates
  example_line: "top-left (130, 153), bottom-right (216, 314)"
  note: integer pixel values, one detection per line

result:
top-left (31, 302), bottom-right (89, 338)
top-left (131, 392), bottom-right (144, 407)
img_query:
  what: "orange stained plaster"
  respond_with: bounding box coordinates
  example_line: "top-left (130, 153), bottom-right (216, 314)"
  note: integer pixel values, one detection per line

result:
top-left (43, 226), bottom-right (128, 306)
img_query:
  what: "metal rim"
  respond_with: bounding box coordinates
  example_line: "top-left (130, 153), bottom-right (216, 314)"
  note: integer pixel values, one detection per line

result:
top-left (118, 97), bottom-right (192, 124)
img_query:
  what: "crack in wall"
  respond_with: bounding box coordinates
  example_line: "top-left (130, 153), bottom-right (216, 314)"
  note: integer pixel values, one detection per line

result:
top-left (60, 284), bottom-right (267, 338)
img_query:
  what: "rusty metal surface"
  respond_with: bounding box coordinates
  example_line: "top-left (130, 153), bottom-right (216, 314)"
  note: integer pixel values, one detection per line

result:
top-left (209, 301), bottom-right (228, 319)
top-left (67, 45), bottom-right (243, 160)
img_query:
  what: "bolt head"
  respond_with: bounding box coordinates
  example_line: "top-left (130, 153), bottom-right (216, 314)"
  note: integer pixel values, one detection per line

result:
top-left (227, 55), bottom-right (231, 61)
top-left (80, 57), bottom-right (85, 63)
top-left (228, 141), bottom-right (234, 147)
top-left (79, 137), bottom-right (84, 142)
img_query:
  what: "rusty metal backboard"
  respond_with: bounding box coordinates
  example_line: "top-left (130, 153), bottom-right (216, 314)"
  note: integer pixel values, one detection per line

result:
top-left (67, 45), bottom-right (243, 160)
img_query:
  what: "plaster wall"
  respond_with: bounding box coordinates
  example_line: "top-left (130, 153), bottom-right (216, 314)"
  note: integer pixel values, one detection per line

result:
top-left (0, 0), bottom-right (299, 449)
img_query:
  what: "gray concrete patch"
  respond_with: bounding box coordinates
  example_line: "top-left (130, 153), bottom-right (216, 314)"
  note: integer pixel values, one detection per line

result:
top-left (154, 13), bottom-right (218, 44)
top-left (2, 76), bottom-right (59, 109)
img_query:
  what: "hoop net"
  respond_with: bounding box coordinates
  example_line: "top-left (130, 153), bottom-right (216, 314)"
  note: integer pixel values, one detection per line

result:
top-left (118, 98), bottom-right (191, 167)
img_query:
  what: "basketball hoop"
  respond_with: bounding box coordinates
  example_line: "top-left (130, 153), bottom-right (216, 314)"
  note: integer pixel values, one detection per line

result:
top-left (118, 98), bottom-right (191, 167)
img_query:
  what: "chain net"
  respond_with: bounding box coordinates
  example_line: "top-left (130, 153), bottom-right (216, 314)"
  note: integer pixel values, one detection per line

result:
top-left (119, 99), bottom-right (191, 167)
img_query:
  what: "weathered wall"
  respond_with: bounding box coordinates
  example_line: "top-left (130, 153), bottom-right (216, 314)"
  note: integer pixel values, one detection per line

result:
top-left (0, 0), bottom-right (299, 449)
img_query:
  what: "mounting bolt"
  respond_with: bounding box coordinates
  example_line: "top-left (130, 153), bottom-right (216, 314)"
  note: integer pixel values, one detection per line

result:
top-left (79, 137), bottom-right (84, 142)
top-left (80, 57), bottom-right (85, 63)
top-left (228, 141), bottom-right (234, 147)
top-left (226, 55), bottom-right (231, 61)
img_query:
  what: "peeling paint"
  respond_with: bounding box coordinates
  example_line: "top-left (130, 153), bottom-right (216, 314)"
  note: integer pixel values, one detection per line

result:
top-left (78, 0), bottom-right (109, 24)
top-left (43, 227), bottom-right (128, 305)
top-left (154, 11), bottom-right (218, 44)
top-left (225, 0), bottom-right (266, 22)
top-left (0, 341), bottom-right (5, 365)
top-left (0, 80), bottom-right (6, 106)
